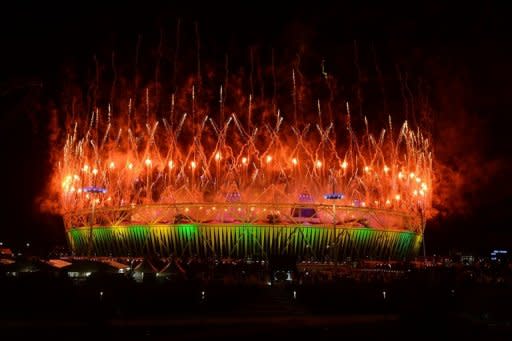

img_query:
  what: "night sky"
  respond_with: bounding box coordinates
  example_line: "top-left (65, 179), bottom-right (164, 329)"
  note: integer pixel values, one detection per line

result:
top-left (0, 1), bottom-right (511, 255)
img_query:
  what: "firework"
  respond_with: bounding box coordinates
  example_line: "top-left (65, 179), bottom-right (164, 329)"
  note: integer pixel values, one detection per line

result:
top-left (57, 106), bottom-right (431, 216)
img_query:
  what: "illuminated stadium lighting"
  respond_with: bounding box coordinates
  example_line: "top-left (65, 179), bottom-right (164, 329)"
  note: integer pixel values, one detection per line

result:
top-left (324, 193), bottom-right (344, 200)
top-left (298, 192), bottom-right (314, 203)
top-left (82, 186), bottom-right (107, 194)
top-left (226, 191), bottom-right (241, 202)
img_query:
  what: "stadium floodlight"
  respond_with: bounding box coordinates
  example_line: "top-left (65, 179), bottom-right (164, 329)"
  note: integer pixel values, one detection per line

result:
top-left (323, 192), bottom-right (344, 200)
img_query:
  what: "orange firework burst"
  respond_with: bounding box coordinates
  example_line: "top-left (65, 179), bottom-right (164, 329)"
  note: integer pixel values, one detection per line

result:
top-left (54, 93), bottom-right (432, 221)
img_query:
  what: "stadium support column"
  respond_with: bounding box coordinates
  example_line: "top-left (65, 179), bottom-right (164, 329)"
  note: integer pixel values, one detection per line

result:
top-left (324, 183), bottom-right (342, 265)
top-left (333, 201), bottom-right (337, 266)
top-left (420, 206), bottom-right (426, 259)
top-left (87, 195), bottom-right (96, 257)
top-left (82, 186), bottom-right (106, 257)
top-left (422, 223), bottom-right (427, 259)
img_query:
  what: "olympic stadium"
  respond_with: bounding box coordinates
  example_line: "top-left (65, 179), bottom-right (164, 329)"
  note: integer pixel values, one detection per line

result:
top-left (64, 200), bottom-right (423, 260)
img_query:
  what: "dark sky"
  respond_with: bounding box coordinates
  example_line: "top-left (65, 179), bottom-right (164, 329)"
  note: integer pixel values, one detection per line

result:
top-left (0, 1), bottom-right (511, 255)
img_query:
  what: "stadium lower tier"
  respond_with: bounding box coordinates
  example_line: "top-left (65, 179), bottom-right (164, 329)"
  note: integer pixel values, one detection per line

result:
top-left (67, 224), bottom-right (422, 260)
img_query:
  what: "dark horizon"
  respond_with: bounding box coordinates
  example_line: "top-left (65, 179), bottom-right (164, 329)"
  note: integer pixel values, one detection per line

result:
top-left (1, 1), bottom-right (511, 255)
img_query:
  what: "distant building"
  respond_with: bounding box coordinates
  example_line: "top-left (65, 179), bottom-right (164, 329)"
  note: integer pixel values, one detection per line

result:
top-left (490, 249), bottom-right (508, 263)
top-left (0, 247), bottom-right (13, 257)
top-left (461, 255), bottom-right (474, 265)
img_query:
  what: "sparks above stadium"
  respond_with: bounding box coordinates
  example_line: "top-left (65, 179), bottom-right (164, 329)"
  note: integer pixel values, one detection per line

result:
top-left (53, 52), bottom-right (432, 260)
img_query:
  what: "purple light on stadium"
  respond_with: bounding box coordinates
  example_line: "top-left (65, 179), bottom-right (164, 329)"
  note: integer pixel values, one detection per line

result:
top-left (298, 192), bottom-right (314, 203)
top-left (82, 186), bottom-right (107, 194)
top-left (324, 193), bottom-right (344, 200)
top-left (226, 191), bottom-right (241, 202)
